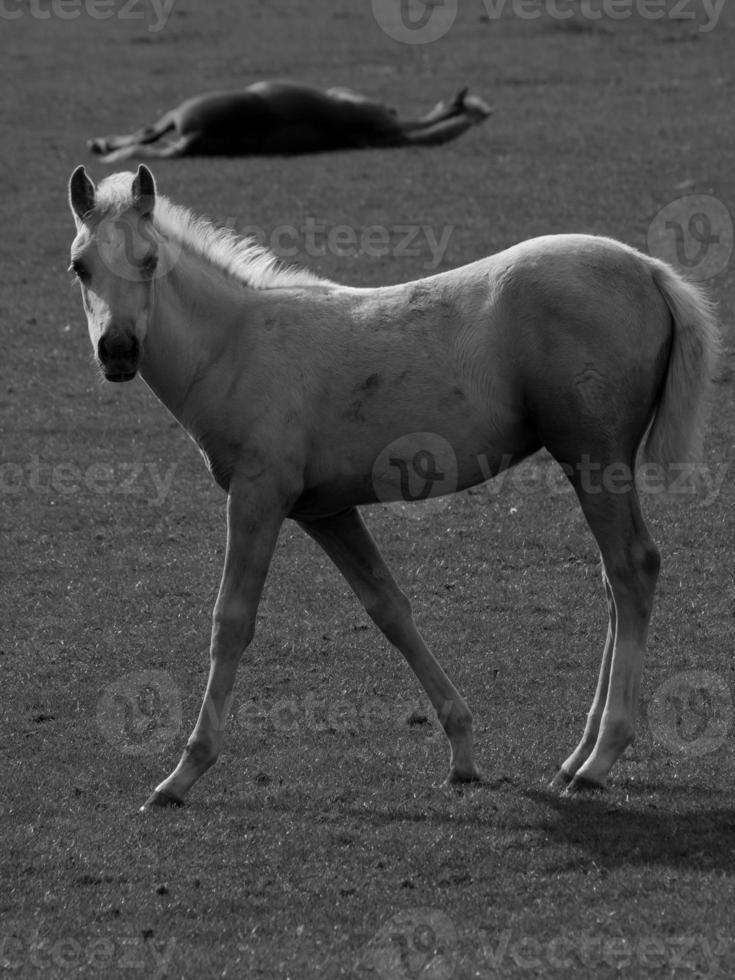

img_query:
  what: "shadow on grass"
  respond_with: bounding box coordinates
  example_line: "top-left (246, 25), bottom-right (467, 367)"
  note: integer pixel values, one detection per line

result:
top-left (291, 774), bottom-right (735, 874)
top-left (524, 785), bottom-right (735, 872)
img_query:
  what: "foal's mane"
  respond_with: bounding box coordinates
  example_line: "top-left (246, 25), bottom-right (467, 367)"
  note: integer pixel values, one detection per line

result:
top-left (94, 172), bottom-right (328, 290)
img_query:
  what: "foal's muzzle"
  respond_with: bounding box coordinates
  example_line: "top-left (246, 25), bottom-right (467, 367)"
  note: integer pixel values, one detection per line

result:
top-left (98, 333), bottom-right (140, 382)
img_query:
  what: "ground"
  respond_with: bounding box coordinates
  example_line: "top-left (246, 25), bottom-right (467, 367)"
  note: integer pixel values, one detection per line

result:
top-left (1, 1), bottom-right (734, 978)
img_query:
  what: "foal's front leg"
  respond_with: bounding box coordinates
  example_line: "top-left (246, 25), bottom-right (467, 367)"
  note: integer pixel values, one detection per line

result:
top-left (141, 485), bottom-right (284, 810)
top-left (299, 507), bottom-right (480, 784)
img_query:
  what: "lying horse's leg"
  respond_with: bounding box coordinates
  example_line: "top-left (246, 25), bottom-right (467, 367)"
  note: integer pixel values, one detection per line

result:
top-left (398, 90), bottom-right (494, 146)
top-left (88, 110), bottom-right (177, 156)
top-left (141, 485), bottom-right (285, 810)
top-left (556, 477), bottom-right (660, 795)
top-left (298, 507), bottom-right (480, 784)
top-left (410, 87), bottom-right (470, 125)
top-left (314, 86), bottom-right (492, 149)
top-left (549, 574), bottom-right (616, 790)
top-left (97, 135), bottom-right (196, 165)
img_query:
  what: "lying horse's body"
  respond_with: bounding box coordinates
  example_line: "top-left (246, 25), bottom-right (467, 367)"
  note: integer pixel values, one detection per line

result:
top-left (89, 80), bottom-right (492, 162)
top-left (68, 165), bottom-right (719, 810)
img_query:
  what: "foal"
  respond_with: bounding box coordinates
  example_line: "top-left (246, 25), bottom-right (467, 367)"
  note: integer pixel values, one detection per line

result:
top-left (88, 80), bottom-right (493, 162)
top-left (68, 165), bottom-right (718, 810)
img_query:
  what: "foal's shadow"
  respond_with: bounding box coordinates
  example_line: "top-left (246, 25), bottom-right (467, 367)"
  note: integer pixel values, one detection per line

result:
top-left (525, 785), bottom-right (735, 873)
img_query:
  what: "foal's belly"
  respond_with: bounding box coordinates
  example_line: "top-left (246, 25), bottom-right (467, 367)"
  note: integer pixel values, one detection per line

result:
top-left (291, 396), bottom-right (540, 519)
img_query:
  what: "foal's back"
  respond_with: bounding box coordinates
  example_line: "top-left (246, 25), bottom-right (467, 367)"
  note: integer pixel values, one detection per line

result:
top-left (247, 235), bottom-right (672, 512)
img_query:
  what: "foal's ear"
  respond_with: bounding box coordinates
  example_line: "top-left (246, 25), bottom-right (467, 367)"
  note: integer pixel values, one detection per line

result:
top-left (69, 165), bottom-right (96, 222)
top-left (132, 164), bottom-right (156, 218)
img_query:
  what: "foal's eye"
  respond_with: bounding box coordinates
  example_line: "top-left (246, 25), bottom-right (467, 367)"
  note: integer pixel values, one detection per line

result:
top-left (69, 260), bottom-right (89, 283)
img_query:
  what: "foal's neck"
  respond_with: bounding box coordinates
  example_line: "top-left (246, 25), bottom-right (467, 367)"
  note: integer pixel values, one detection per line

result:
top-left (139, 246), bottom-right (251, 428)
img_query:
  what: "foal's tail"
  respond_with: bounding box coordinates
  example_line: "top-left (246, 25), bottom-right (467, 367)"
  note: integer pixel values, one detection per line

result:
top-left (642, 256), bottom-right (721, 469)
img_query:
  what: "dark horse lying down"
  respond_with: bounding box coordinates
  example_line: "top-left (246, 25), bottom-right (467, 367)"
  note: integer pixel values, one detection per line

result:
top-left (88, 80), bottom-right (493, 162)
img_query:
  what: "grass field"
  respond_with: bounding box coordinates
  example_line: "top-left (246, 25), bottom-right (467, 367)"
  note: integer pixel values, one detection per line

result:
top-left (1, 1), bottom-right (734, 977)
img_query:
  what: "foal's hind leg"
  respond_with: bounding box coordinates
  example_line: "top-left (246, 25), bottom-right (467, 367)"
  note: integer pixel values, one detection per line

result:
top-left (298, 508), bottom-right (480, 784)
top-left (549, 574), bottom-right (616, 790)
top-left (556, 480), bottom-right (660, 794)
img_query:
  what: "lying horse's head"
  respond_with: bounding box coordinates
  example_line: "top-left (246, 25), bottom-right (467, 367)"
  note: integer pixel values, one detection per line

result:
top-left (68, 164), bottom-right (160, 382)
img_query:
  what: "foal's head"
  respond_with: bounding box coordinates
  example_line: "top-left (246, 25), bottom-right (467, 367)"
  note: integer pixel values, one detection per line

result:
top-left (68, 165), bottom-right (162, 382)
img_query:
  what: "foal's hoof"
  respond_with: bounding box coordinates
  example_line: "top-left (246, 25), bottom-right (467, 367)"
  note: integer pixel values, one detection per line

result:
top-left (139, 789), bottom-right (185, 812)
top-left (561, 775), bottom-right (606, 798)
top-left (445, 765), bottom-right (482, 787)
top-left (549, 767), bottom-right (574, 792)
